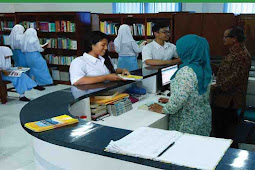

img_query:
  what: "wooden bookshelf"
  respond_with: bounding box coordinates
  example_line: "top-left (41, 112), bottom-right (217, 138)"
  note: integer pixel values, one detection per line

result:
top-left (15, 12), bottom-right (92, 84)
top-left (0, 13), bottom-right (16, 46)
top-left (173, 13), bottom-right (236, 58)
top-left (98, 13), bottom-right (175, 59)
top-left (238, 14), bottom-right (255, 59)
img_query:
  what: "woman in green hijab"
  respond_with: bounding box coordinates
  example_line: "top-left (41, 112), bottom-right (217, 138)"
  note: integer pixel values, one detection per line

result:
top-left (150, 34), bottom-right (212, 136)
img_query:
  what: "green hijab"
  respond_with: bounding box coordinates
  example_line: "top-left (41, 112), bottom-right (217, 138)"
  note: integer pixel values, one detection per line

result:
top-left (172, 34), bottom-right (212, 95)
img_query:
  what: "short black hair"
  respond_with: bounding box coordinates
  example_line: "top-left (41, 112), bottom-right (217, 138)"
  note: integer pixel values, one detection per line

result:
top-left (228, 26), bottom-right (246, 43)
top-left (84, 31), bottom-right (108, 53)
top-left (152, 23), bottom-right (170, 34)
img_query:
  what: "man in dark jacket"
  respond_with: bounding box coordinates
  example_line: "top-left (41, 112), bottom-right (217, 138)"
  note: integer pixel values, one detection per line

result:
top-left (210, 26), bottom-right (251, 143)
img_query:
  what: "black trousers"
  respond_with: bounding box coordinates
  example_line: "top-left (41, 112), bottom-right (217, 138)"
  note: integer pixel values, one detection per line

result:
top-left (210, 106), bottom-right (238, 147)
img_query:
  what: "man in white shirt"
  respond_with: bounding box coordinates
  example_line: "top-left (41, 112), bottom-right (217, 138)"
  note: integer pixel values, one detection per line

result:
top-left (142, 23), bottom-right (181, 67)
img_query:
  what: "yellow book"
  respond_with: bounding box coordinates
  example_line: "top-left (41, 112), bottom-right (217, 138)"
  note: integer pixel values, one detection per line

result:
top-left (147, 22), bottom-right (152, 36)
top-left (100, 21), bottom-right (105, 33)
top-left (25, 115), bottom-right (79, 132)
top-left (91, 93), bottom-right (130, 105)
top-left (94, 91), bottom-right (119, 100)
top-left (118, 74), bottom-right (143, 81)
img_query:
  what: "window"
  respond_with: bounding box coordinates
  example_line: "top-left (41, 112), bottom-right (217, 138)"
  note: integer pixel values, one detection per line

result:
top-left (224, 3), bottom-right (255, 14)
top-left (113, 3), bottom-right (181, 14)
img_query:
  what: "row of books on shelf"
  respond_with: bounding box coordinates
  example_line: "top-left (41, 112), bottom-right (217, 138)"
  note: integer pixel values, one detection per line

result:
top-left (45, 54), bottom-right (76, 66)
top-left (50, 68), bottom-right (70, 81)
top-left (99, 21), bottom-right (154, 36)
top-left (39, 21), bottom-right (76, 32)
top-left (19, 20), bottom-right (76, 32)
top-left (0, 21), bottom-right (15, 31)
top-left (0, 35), bottom-right (10, 45)
top-left (19, 21), bottom-right (36, 29)
top-left (130, 24), bottom-right (145, 36)
top-left (100, 21), bottom-right (119, 35)
top-left (39, 38), bottom-right (77, 50)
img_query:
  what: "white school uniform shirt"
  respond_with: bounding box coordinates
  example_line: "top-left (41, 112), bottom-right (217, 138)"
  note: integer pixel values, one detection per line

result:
top-left (0, 46), bottom-right (13, 69)
top-left (142, 40), bottom-right (178, 67)
top-left (69, 52), bottom-right (116, 85)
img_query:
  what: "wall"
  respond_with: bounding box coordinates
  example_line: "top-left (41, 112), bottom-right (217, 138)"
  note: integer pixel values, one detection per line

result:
top-left (0, 3), bottom-right (224, 13)
top-left (0, 3), bottom-right (113, 13)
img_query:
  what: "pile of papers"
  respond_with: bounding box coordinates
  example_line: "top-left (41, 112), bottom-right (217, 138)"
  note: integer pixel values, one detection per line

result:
top-left (105, 127), bottom-right (232, 170)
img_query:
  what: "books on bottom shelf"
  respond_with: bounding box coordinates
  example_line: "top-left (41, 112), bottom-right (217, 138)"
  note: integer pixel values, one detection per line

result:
top-left (59, 71), bottom-right (70, 81)
top-left (105, 127), bottom-right (232, 170)
top-left (90, 103), bottom-right (109, 121)
top-left (24, 114), bottom-right (79, 132)
top-left (51, 69), bottom-right (61, 81)
top-left (118, 74), bottom-right (143, 81)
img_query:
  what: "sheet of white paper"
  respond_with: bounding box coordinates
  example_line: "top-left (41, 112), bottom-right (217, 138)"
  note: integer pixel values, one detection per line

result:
top-left (156, 134), bottom-right (232, 170)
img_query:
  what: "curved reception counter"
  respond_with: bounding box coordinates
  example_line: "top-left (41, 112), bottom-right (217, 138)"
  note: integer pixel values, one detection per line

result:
top-left (20, 67), bottom-right (255, 170)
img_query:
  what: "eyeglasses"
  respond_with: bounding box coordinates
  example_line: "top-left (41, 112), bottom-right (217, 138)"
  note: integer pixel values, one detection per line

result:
top-left (224, 35), bottom-right (232, 38)
top-left (159, 31), bottom-right (171, 34)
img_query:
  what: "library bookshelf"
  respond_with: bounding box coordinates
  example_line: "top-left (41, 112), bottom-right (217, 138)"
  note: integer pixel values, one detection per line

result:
top-left (15, 12), bottom-right (92, 85)
top-left (0, 13), bottom-right (15, 46)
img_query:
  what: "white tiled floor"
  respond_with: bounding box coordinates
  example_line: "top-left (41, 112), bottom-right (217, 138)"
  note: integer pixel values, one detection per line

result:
top-left (0, 84), bottom-right (70, 170)
top-left (1, 84), bottom-right (255, 170)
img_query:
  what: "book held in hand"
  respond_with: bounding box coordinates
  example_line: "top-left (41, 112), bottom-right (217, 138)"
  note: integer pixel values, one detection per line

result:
top-left (118, 74), bottom-right (143, 81)
top-left (24, 114), bottom-right (79, 132)
top-left (6, 67), bottom-right (30, 77)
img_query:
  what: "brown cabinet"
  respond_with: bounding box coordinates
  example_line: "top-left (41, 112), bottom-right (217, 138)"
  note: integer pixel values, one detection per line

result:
top-left (174, 13), bottom-right (236, 58)
top-left (238, 14), bottom-right (255, 59)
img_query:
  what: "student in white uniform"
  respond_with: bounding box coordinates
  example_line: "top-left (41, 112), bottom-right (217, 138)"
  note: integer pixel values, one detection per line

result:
top-left (114, 24), bottom-right (146, 71)
top-left (21, 28), bottom-right (53, 91)
top-left (8, 24), bottom-right (27, 67)
top-left (70, 31), bottom-right (130, 85)
top-left (0, 46), bottom-right (37, 101)
top-left (142, 23), bottom-right (181, 67)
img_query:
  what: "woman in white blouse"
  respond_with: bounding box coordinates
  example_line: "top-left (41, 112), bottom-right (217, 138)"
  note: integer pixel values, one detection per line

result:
top-left (70, 31), bottom-right (129, 85)
top-left (114, 24), bottom-right (146, 71)
top-left (21, 28), bottom-right (53, 90)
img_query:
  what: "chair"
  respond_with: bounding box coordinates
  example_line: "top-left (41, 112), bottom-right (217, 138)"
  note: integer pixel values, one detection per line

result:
top-left (234, 107), bottom-right (255, 145)
top-left (0, 73), bottom-right (16, 104)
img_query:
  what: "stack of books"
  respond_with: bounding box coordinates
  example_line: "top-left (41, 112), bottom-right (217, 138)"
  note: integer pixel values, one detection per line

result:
top-left (90, 92), bottom-right (129, 105)
top-left (90, 104), bottom-right (109, 121)
top-left (107, 97), bottom-right (132, 116)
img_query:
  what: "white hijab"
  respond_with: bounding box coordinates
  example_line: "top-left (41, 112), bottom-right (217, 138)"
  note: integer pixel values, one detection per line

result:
top-left (21, 28), bottom-right (44, 53)
top-left (9, 24), bottom-right (25, 50)
top-left (0, 46), bottom-right (13, 69)
top-left (114, 24), bottom-right (135, 51)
